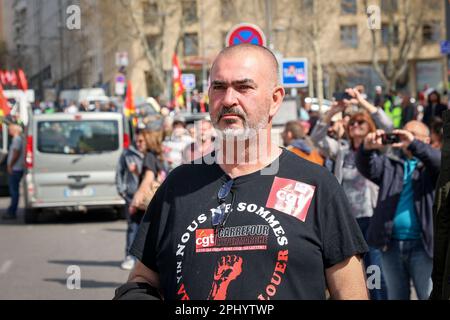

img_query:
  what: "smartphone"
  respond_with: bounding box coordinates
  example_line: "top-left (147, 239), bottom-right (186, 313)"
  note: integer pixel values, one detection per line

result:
top-left (382, 133), bottom-right (400, 145)
top-left (333, 92), bottom-right (353, 101)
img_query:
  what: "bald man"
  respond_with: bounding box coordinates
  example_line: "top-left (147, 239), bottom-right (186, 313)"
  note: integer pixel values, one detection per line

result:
top-left (114, 44), bottom-right (369, 300)
top-left (356, 120), bottom-right (441, 300)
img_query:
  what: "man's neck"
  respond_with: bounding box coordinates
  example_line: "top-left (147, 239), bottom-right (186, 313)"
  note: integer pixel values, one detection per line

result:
top-left (216, 141), bottom-right (282, 179)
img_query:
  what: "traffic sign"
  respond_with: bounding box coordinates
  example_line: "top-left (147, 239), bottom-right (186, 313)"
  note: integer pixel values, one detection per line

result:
top-left (181, 73), bottom-right (196, 91)
top-left (226, 23), bottom-right (267, 47)
top-left (115, 74), bottom-right (126, 96)
top-left (281, 58), bottom-right (308, 88)
top-left (115, 52), bottom-right (129, 67)
top-left (440, 41), bottom-right (450, 55)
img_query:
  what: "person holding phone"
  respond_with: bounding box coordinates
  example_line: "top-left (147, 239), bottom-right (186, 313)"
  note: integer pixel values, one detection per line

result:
top-left (310, 89), bottom-right (392, 300)
top-left (356, 121), bottom-right (441, 300)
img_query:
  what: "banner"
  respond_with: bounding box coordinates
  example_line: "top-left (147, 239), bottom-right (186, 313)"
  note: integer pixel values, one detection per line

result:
top-left (172, 53), bottom-right (185, 108)
top-left (124, 81), bottom-right (136, 119)
top-left (0, 83), bottom-right (11, 117)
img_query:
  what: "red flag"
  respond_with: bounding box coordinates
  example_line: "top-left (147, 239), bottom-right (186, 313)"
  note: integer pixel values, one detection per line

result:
top-left (17, 69), bottom-right (28, 91)
top-left (124, 81), bottom-right (135, 118)
top-left (172, 53), bottom-right (185, 108)
top-left (0, 83), bottom-right (11, 116)
top-left (0, 71), bottom-right (6, 85)
top-left (10, 71), bottom-right (18, 86)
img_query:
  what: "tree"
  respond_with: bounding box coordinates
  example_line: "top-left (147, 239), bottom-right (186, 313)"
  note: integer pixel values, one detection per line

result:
top-left (364, 0), bottom-right (426, 91)
top-left (118, 0), bottom-right (183, 97)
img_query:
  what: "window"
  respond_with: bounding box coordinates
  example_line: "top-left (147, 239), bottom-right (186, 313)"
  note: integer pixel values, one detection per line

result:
top-left (381, 0), bottom-right (398, 13)
top-left (341, 0), bottom-right (356, 14)
top-left (142, 1), bottom-right (158, 24)
top-left (302, 0), bottom-right (314, 14)
top-left (220, 0), bottom-right (234, 20)
top-left (146, 34), bottom-right (160, 56)
top-left (422, 21), bottom-right (441, 43)
top-left (340, 25), bottom-right (358, 48)
top-left (382, 24), bottom-right (399, 46)
top-left (182, 0), bottom-right (198, 24)
top-left (37, 121), bottom-right (119, 154)
top-left (183, 33), bottom-right (198, 56)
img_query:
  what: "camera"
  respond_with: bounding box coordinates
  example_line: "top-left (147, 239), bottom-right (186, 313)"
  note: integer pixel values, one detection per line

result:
top-left (333, 92), bottom-right (353, 101)
top-left (382, 133), bottom-right (400, 145)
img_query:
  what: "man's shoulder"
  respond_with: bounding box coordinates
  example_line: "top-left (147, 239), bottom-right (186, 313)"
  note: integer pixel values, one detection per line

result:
top-left (280, 149), bottom-right (335, 184)
top-left (166, 161), bottom-right (219, 182)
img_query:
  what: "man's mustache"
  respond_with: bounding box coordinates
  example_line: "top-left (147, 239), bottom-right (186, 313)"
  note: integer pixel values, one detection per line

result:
top-left (217, 107), bottom-right (247, 121)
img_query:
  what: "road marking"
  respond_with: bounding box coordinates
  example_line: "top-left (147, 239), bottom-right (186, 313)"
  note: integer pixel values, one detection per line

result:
top-left (0, 260), bottom-right (13, 274)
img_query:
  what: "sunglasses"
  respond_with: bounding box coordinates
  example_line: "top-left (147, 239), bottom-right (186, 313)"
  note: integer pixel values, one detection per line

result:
top-left (349, 120), bottom-right (366, 127)
top-left (212, 179), bottom-right (235, 228)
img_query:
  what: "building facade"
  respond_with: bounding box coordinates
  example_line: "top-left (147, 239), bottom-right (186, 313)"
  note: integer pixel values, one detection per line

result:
top-left (4, 0), bottom-right (448, 101)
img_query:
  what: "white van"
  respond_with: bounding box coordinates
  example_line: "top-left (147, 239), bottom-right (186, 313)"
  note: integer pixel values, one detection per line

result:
top-left (23, 112), bottom-right (129, 223)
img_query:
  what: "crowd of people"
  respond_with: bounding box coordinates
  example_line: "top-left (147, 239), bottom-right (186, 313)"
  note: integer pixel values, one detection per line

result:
top-left (281, 86), bottom-right (444, 300)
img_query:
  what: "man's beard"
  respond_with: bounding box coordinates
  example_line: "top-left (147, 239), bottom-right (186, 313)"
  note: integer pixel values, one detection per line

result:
top-left (213, 106), bottom-right (268, 140)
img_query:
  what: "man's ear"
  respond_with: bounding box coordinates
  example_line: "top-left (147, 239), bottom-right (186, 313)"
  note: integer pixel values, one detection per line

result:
top-left (269, 85), bottom-right (285, 118)
top-left (286, 131), bottom-right (293, 141)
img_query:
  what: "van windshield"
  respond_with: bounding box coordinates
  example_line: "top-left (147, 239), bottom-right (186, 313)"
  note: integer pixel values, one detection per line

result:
top-left (37, 120), bottom-right (119, 154)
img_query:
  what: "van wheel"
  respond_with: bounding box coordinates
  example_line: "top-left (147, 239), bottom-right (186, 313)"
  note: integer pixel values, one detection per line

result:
top-left (24, 208), bottom-right (39, 224)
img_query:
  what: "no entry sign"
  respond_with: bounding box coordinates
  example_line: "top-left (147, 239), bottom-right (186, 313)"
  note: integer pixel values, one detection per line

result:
top-left (225, 23), bottom-right (267, 47)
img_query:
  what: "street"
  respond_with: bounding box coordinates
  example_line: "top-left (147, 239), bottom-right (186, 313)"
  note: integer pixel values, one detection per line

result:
top-left (0, 194), bottom-right (129, 300)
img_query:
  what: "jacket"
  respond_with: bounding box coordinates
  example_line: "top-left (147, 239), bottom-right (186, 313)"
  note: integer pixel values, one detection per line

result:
top-left (430, 110), bottom-right (450, 300)
top-left (115, 146), bottom-right (145, 202)
top-left (355, 140), bottom-right (441, 258)
top-left (287, 139), bottom-right (324, 166)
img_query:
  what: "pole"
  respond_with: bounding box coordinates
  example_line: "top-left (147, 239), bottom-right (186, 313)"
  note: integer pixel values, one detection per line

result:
top-left (186, 89), bottom-right (192, 113)
top-left (58, 0), bottom-right (65, 90)
top-left (265, 0), bottom-right (273, 50)
top-left (201, 0), bottom-right (207, 94)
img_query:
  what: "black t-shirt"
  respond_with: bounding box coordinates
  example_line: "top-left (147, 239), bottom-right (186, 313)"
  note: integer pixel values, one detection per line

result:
top-left (141, 152), bottom-right (161, 182)
top-left (130, 149), bottom-right (368, 300)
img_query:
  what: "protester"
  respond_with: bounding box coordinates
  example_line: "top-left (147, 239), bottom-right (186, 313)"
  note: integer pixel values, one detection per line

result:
top-left (162, 119), bottom-right (193, 171)
top-left (430, 118), bottom-right (444, 149)
top-left (114, 44), bottom-right (369, 300)
top-left (115, 131), bottom-right (147, 270)
top-left (430, 110), bottom-right (450, 300)
top-left (374, 85), bottom-right (384, 108)
top-left (182, 119), bottom-right (215, 163)
top-left (423, 90), bottom-right (448, 128)
top-left (310, 88), bottom-right (391, 299)
top-left (356, 121), bottom-right (441, 300)
top-left (3, 117), bottom-right (24, 220)
top-left (281, 120), bottom-right (324, 166)
top-left (400, 94), bottom-right (418, 128)
top-left (311, 87), bottom-right (393, 183)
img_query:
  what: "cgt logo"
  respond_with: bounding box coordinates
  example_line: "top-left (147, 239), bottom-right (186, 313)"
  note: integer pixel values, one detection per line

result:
top-left (196, 229), bottom-right (215, 249)
top-left (266, 177), bottom-right (315, 222)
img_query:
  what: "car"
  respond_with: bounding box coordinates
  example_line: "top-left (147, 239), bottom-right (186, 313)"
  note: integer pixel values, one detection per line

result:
top-left (22, 112), bottom-right (129, 223)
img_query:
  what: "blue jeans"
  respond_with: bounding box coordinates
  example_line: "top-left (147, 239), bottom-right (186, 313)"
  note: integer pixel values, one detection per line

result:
top-left (8, 170), bottom-right (24, 216)
top-left (123, 200), bottom-right (140, 257)
top-left (357, 217), bottom-right (388, 300)
top-left (381, 239), bottom-right (433, 300)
